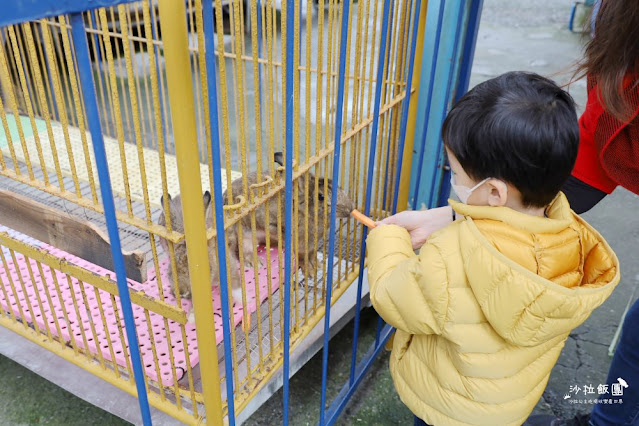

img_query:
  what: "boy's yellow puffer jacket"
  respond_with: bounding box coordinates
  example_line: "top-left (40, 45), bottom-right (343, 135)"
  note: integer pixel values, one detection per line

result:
top-left (366, 193), bottom-right (619, 426)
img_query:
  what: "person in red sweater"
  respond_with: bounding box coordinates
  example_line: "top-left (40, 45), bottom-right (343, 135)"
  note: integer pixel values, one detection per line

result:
top-left (527, 1), bottom-right (639, 425)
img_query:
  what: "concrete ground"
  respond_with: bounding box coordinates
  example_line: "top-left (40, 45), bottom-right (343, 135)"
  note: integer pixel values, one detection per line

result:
top-left (1, 0), bottom-right (638, 425)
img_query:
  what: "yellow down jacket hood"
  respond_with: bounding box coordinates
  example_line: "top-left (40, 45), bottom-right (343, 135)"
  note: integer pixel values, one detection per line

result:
top-left (366, 193), bottom-right (619, 426)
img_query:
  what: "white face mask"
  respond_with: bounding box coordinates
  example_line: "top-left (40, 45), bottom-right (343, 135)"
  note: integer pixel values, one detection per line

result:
top-left (450, 174), bottom-right (490, 204)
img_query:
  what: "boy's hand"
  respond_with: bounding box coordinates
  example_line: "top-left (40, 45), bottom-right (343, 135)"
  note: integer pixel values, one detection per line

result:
top-left (378, 206), bottom-right (453, 250)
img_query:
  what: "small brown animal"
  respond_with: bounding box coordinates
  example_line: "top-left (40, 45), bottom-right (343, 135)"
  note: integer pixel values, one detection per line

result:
top-left (157, 191), bottom-right (243, 305)
top-left (225, 152), bottom-right (355, 278)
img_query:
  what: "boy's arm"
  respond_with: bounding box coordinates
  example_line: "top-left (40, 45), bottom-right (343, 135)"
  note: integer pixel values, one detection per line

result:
top-left (366, 224), bottom-right (449, 335)
top-left (378, 206), bottom-right (453, 250)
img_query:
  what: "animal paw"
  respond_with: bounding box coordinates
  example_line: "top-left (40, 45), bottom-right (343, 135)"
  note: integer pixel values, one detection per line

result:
top-left (244, 257), bottom-right (265, 271)
top-left (231, 288), bottom-right (250, 332)
top-left (241, 314), bottom-right (251, 333)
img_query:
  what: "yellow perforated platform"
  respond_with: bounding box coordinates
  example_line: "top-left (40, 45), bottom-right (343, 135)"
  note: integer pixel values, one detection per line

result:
top-left (0, 114), bottom-right (242, 206)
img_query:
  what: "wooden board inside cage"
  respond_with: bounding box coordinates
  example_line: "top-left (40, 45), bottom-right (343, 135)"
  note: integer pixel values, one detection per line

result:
top-left (0, 189), bottom-right (147, 282)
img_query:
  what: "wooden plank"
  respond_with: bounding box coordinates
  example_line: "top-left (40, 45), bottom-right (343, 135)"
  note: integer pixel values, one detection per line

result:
top-left (0, 189), bottom-right (147, 283)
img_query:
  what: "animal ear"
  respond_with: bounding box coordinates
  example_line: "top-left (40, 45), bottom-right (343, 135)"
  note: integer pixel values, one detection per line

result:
top-left (316, 177), bottom-right (333, 192)
top-left (274, 151), bottom-right (284, 167)
top-left (160, 193), bottom-right (172, 209)
top-left (203, 190), bottom-right (212, 207)
top-left (324, 177), bottom-right (334, 190)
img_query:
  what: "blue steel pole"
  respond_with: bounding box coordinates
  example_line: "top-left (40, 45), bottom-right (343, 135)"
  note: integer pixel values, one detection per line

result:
top-left (349, 0), bottom-right (393, 384)
top-left (283, 0), bottom-right (295, 421)
top-left (392, 0), bottom-right (422, 215)
top-left (257, 0), bottom-right (264, 149)
top-left (380, 0), bottom-right (397, 212)
top-left (411, 0), bottom-right (445, 210)
top-left (436, 0), bottom-right (483, 208)
top-left (69, 13), bottom-right (152, 426)
top-left (317, 0), bottom-right (353, 422)
top-left (324, 323), bottom-right (395, 425)
top-left (202, 0), bottom-right (236, 422)
top-left (374, 0), bottom-right (397, 348)
top-left (427, 0), bottom-right (466, 210)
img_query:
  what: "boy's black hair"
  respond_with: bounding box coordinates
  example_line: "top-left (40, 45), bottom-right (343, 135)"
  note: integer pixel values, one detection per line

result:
top-left (442, 71), bottom-right (579, 208)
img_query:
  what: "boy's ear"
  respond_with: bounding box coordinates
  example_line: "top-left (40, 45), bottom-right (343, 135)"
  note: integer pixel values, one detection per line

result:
top-left (486, 179), bottom-right (508, 207)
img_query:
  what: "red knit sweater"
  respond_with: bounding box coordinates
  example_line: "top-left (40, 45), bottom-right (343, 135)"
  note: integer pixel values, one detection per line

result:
top-left (572, 77), bottom-right (639, 195)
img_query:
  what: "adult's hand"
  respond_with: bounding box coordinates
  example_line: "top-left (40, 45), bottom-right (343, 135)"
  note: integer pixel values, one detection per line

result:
top-left (379, 206), bottom-right (453, 250)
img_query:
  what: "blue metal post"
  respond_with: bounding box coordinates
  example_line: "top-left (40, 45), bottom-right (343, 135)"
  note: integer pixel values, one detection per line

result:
top-left (317, 0), bottom-right (353, 421)
top-left (69, 13), bottom-right (152, 426)
top-left (392, 0), bottom-right (423, 214)
top-left (375, 0), bottom-right (396, 350)
top-left (324, 324), bottom-right (395, 425)
top-left (426, 0), bottom-right (465, 210)
top-left (0, 0), bottom-right (135, 27)
top-left (410, 0), bottom-right (445, 209)
top-left (409, 0), bottom-right (481, 210)
top-left (256, 0), bottom-right (265, 149)
top-left (283, 0), bottom-right (296, 421)
top-left (380, 0), bottom-right (397, 213)
top-left (436, 0), bottom-right (483, 208)
top-left (202, 0), bottom-right (236, 422)
top-left (348, 0), bottom-right (397, 385)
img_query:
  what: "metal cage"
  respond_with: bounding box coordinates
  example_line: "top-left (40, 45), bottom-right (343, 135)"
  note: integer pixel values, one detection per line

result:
top-left (0, 0), bottom-right (482, 424)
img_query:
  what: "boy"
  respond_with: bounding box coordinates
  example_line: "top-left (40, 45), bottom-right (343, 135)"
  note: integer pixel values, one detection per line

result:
top-left (367, 72), bottom-right (619, 425)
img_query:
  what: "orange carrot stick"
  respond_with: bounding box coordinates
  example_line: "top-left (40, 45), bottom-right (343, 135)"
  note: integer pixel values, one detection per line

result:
top-left (351, 209), bottom-right (377, 229)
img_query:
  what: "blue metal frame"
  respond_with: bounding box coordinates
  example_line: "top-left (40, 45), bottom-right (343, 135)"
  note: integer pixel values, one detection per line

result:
top-left (393, 0), bottom-right (422, 215)
top-left (321, 0), bottom-right (424, 420)
top-left (568, 2), bottom-right (579, 32)
top-left (426, 0), bottom-right (467, 210)
top-left (436, 0), bottom-right (483, 208)
top-left (256, 0), bottom-right (265, 151)
top-left (326, 0), bottom-right (483, 422)
top-left (380, 0), bottom-right (397, 213)
top-left (202, 0), bottom-right (237, 423)
top-left (69, 12), bottom-right (152, 426)
top-left (316, 0), bottom-right (353, 421)
top-left (350, 0), bottom-right (394, 387)
top-left (325, 323), bottom-right (395, 425)
top-left (0, 0), bottom-right (136, 27)
top-left (408, 0), bottom-right (484, 210)
top-left (410, 0), bottom-right (445, 210)
top-left (283, 0), bottom-right (296, 422)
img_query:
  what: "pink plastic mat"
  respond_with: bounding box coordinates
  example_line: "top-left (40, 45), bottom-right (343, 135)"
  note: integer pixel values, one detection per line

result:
top-left (0, 241), bottom-right (282, 386)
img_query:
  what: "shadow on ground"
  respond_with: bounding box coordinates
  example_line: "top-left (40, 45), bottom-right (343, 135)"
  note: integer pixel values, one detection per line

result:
top-left (0, 354), bottom-right (130, 425)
